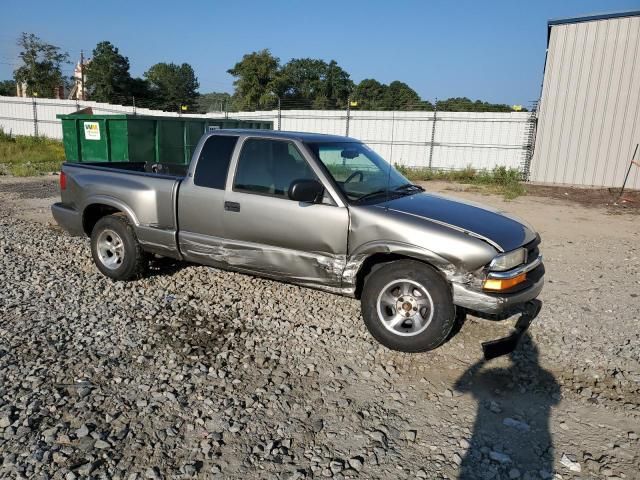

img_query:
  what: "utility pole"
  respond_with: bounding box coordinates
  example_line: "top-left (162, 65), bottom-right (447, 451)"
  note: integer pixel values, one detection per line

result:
top-left (79, 50), bottom-right (85, 101)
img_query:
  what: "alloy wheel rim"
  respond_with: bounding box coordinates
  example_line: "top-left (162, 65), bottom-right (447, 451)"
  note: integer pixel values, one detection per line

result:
top-left (96, 229), bottom-right (125, 270)
top-left (376, 279), bottom-right (434, 337)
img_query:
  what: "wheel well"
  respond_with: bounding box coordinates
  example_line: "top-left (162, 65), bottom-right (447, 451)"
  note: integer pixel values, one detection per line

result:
top-left (354, 253), bottom-right (446, 299)
top-left (82, 204), bottom-right (122, 236)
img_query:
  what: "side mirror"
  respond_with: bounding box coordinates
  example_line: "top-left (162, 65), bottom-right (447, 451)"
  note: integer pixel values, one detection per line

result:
top-left (288, 179), bottom-right (323, 203)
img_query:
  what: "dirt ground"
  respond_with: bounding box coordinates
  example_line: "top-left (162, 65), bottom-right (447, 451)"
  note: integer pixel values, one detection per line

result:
top-left (1, 175), bottom-right (639, 479)
top-left (525, 184), bottom-right (640, 213)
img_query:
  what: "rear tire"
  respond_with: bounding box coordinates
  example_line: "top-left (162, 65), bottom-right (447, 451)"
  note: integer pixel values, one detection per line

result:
top-left (361, 260), bottom-right (455, 352)
top-left (90, 214), bottom-right (147, 281)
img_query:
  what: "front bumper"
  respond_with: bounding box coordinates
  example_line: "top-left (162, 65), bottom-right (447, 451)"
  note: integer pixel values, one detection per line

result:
top-left (481, 299), bottom-right (542, 360)
top-left (51, 203), bottom-right (84, 236)
top-left (452, 263), bottom-right (544, 316)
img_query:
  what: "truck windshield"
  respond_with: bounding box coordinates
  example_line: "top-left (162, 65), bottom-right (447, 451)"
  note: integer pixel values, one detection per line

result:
top-left (306, 142), bottom-right (414, 203)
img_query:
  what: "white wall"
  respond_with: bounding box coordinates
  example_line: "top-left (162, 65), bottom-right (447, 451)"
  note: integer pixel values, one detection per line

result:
top-left (208, 109), bottom-right (532, 171)
top-left (0, 95), bottom-right (532, 171)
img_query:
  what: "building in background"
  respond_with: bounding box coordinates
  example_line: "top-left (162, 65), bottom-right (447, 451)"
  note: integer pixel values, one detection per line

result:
top-left (531, 10), bottom-right (640, 190)
top-left (68, 57), bottom-right (89, 101)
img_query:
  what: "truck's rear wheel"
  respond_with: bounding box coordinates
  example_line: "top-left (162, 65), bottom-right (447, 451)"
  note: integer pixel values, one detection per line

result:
top-left (361, 260), bottom-right (455, 352)
top-left (90, 214), bottom-right (147, 281)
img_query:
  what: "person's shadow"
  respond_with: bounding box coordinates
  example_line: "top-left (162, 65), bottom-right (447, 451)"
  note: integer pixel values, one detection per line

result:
top-left (454, 332), bottom-right (560, 479)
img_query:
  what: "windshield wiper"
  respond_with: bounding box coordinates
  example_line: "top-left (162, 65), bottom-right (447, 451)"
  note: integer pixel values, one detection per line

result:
top-left (355, 189), bottom-right (389, 203)
top-left (355, 184), bottom-right (424, 204)
top-left (393, 183), bottom-right (425, 192)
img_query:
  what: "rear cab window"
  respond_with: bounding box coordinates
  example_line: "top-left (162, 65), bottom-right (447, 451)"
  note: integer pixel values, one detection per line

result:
top-left (193, 135), bottom-right (239, 189)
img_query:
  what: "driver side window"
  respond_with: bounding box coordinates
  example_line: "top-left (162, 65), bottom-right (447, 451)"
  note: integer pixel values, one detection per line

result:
top-left (234, 138), bottom-right (318, 199)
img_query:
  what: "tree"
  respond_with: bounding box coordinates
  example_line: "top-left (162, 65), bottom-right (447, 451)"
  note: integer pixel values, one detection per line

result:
top-left (144, 62), bottom-right (199, 112)
top-left (382, 81), bottom-right (422, 110)
top-left (313, 60), bottom-right (353, 109)
top-left (273, 58), bottom-right (353, 109)
top-left (353, 79), bottom-right (431, 110)
top-left (275, 58), bottom-right (327, 108)
top-left (353, 79), bottom-right (387, 109)
top-left (127, 77), bottom-right (153, 105)
top-left (85, 41), bottom-right (133, 103)
top-left (0, 80), bottom-right (16, 96)
top-left (227, 49), bottom-right (280, 110)
top-left (435, 97), bottom-right (521, 112)
top-left (196, 92), bottom-right (232, 113)
top-left (13, 33), bottom-right (69, 97)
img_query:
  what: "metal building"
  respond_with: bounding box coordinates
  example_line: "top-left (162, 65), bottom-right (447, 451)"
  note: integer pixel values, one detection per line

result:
top-left (531, 10), bottom-right (640, 189)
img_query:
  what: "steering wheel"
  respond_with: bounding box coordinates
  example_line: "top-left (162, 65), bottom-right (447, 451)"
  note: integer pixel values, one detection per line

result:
top-left (344, 170), bottom-right (364, 183)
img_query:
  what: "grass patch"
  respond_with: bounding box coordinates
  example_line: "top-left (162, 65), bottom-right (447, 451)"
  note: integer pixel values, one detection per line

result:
top-left (396, 165), bottom-right (526, 199)
top-left (0, 129), bottom-right (65, 176)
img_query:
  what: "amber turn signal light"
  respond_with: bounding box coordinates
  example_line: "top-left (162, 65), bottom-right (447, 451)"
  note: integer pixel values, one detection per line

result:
top-left (483, 273), bottom-right (526, 291)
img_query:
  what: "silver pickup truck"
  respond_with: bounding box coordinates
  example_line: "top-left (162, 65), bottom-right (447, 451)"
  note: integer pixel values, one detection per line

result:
top-left (52, 130), bottom-right (544, 356)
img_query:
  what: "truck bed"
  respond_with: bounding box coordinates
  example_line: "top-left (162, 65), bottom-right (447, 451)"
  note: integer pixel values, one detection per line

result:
top-left (58, 161), bottom-right (184, 258)
top-left (68, 161), bottom-right (188, 178)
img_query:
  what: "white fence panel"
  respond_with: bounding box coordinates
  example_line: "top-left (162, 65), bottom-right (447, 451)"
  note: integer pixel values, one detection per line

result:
top-left (0, 96), bottom-right (532, 172)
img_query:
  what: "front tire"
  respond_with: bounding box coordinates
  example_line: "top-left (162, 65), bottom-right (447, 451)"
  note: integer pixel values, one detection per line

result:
top-left (90, 214), bottom-right (147, 281)
top-left (361, 260), bottom-right (455, 352)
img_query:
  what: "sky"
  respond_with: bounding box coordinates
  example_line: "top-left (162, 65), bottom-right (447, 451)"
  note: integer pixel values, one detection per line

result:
top-left (1, 0), bottom-right (639, 106)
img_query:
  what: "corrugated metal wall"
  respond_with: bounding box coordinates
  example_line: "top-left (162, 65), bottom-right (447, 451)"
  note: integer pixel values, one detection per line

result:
top-left (531, 15), bottom-right (640, 189)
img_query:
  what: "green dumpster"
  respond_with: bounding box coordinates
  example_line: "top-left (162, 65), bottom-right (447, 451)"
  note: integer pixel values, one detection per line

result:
top-left (57, 113), bottom-right (272, 164)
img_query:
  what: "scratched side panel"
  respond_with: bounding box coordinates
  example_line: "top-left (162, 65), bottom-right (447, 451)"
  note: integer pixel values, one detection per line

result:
top-left (221, 190), bottom-right (350, 288)
top-left (179, 232), bottom-right (347, 288)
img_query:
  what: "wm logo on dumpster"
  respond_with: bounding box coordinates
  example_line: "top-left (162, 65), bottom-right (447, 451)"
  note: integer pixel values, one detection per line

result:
top-left (83, 122), bottom-right (101, 141)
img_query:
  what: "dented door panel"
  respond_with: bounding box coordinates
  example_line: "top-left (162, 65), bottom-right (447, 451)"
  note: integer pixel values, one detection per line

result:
top-left (221, 191), bottom-right (349, 287)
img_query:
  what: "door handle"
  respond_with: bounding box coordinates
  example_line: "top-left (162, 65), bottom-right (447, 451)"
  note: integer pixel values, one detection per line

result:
top-left (224, 201), bottom-right (241, 212)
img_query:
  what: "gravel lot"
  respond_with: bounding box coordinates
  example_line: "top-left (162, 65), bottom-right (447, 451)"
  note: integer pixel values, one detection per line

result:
top-left (0, 176), bottom-right (639, 479)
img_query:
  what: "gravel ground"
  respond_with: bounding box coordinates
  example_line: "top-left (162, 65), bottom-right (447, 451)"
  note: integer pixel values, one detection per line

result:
top-left (0, 176), bottom-right (639, 479)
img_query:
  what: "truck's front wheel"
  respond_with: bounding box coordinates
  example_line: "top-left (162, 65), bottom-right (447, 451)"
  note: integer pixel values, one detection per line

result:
top-left (361, 260), bottom-right (455, 352)
top-left (90, 214), bottom-right (147, 281)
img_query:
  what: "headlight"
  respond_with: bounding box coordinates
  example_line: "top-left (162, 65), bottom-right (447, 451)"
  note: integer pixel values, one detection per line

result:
top-left (489, 248), bottom-right (526, 271)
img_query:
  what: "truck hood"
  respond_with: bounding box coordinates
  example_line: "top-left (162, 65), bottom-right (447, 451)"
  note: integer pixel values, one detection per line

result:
top-left (379, 192), bottom-right (536, 252)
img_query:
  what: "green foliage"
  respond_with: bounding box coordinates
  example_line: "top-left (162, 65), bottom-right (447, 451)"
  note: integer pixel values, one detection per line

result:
top-left (227, 51), bottom-right (354, 111)
top-left (227, 49), bottom-right (280, 111)
top-left (273, 58), bottom-right (353, 109)
top-left (396, 165), bottom-right (525, 199)
top-left (144, 62), bottom-right (200, 112)
top-left (274, 58), bottom-right (327, 105)
top-left (13, 33), bottom-right (69, 98)
top-left (312, 60), bottom-right (353, 109)
top-left (196, 92), bottom-right (232, 113)
top-left (0, 129), bottom-right (65, 176)
top-left (436, 97), bottom-right (525, 112)
top-left (84, 41), bottom-right (197, 108)
top-left (353, 79), bottom-right (387, 109)
top-left (127, 77), bottom-right (153, 104)
top-left (384, 81), bottom-right (425, 110)
top-left (0, 80), bottom-right (16, 96)
top-left (85, 41), bottom-right (137, 103)
top-left (353, 79), bottom-right (432, 110)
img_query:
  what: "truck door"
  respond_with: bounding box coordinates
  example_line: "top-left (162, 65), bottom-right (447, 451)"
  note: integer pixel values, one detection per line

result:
top-left (221, 137), bottom-right (349, 288)
top-left (177, 134), bottom-right (238, 264)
